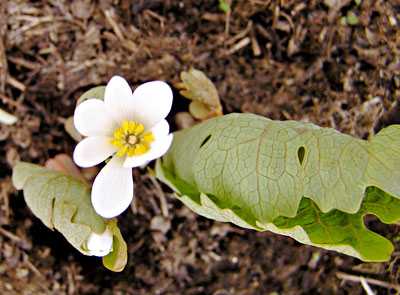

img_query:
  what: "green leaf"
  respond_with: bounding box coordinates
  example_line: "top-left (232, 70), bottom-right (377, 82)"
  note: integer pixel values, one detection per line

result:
top-left (13, 162), bottom-right (105, 235)
top-left (273, 187), bottom-right (400, 261)
top-left (156, 113), bottom-right (400, 261)
top-left (12, 162), bottom-right (128, 270)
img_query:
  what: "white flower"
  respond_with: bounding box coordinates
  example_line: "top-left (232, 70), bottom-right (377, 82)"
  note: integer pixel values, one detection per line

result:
top-left (85, 228), bottom-right (113, 257)
top-left (73, 76), bottom-right (173, 218)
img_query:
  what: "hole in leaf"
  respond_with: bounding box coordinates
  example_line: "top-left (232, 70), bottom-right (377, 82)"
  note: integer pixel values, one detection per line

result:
top-left (200, 134), bottom-right (212, 149)
top-left (297, 146), bottom-right (305, 165)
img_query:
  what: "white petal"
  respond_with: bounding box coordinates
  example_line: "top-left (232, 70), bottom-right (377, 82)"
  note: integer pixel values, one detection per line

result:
top-left (122, 153), bottom-right (152, 168)
top-left (74, 99), bottom-right (118, 137)
top-left (73, 136), bottom-right (118, 168)
top-left (85, 228), bottom-right (113, 257)
top-left (122, 120), bottom-right (173, 168)
top-left (104, 76), bottom-right (134, 124)
top-left (122, 134), bottom-right (173, 168)
top-left (147, 133), bottom-right (173, 159)
top-left (91, 156), bottom-right (134, 218)
top-left (146, 119), bottom-right (173, 158)
top-left (138, 161), bottom-right (150, 169)
top-left (149, 119), bottom-right (170, 139)
top-left (131, 81), bottom-right (173, 129)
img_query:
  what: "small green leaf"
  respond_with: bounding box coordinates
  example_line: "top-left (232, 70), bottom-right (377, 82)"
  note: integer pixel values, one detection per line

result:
top-left (340, 16), bottom-right (348, 26)
top-left (347, 12), bottom-right (359, 26)
top-left (156, 113), bottom-right (400, 261)
top-left (64, 116), bottom-right (83, 142)
top-left (76, 85), bottom-right (106, 105)
top-left (219, 0), bottom-right (230, 13)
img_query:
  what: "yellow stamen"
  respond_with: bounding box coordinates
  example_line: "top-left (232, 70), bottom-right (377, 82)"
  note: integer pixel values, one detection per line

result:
top-left (110, 120), bottom-right (154, 158)
top-left (114, 130), bottom-right (124, 139)
top-left (134, 123), bottom-right (144, 134)
top-left (110, 139), bottom-right (124, 147)
top-left (128, 121), bottom-right (136, 133)
top-left (117, 146), bottom-right (128, 156)
top-left (122, 120), bottom-right (129, 133)
top-left (142, 132), bottom-right (155, 143)
top-left (127, 147), bottom-right (135, 157)
top-left (134, 143), bottom-right (148, 156)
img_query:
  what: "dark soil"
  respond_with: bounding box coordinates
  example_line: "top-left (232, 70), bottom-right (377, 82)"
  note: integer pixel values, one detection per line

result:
top-left (1, 0), bottom-right (400, 294)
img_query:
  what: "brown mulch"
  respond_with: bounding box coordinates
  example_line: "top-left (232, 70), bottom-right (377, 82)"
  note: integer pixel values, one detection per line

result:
top-left (1, 0), bottom-right (400, 294)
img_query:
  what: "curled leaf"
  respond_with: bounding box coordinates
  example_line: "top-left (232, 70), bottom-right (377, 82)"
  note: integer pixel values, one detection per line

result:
top-left (102, 218), bottom-right (128, 272)
top-left (12, 162), bottom-right (105, 249)
top-left (175, 68), bottom-right (223, 120)
top-left (156, 113), bottom-right (400, 261)
top-left (12, 162), bottom-right (128, 271)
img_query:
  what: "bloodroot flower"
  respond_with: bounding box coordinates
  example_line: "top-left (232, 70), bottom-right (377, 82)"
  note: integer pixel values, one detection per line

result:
top-left (73, 76), bottom-right (173, 218)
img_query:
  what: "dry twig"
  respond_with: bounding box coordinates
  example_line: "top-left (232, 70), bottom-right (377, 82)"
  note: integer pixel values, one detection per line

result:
top-left (0, 227), bottom-right (21, 243)
top-left (0, 1), bottom-right (8, 93)
top-left (147, 173), bottom-right (169, 218)
top-left (337, 271), bottom-right (400, 293)
top-left (226, 37), bottom-right (251, 55)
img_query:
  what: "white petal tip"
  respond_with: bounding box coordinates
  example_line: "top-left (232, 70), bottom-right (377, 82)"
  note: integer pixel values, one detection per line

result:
top-left (93, 204), bottom-right (130, 219)
top-left (92, 186), bottom-right (133, 218)
top-left (132, 81), bottom-right (173, 128)
top-left (108, 76), bottom-right (131, 88)
top-left (73, 136), bottom-right (117, 168)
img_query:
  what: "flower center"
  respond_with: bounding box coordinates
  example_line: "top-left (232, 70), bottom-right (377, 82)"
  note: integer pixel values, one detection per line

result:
top-left (110, 120), bottom-right (155, 157)
top-left (127, 134), bottom-right (138, 145)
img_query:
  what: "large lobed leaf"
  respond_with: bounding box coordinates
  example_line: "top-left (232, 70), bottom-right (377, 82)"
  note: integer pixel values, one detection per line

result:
top-left (12, 162), bottom-right (127, 271)
top-left (156, 113), bottom-right (400, 261)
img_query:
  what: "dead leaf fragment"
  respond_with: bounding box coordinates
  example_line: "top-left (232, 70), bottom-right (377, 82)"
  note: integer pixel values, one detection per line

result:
top-left (45, 154), bottom-right (88, 184)
top-left (175, 68), bottom-right (223, 120)
top-left (0, 107), bottom-right (18, 125)
top-left (175, 112), bottom-right (196, 130)
top-left (71, 0), bottom-right (94, 20)
top-left (150, 216), bottom-right (171, 234)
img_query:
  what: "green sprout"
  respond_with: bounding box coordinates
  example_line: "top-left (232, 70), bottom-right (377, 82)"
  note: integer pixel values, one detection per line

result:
top-left (219, 0), bottom-right (230, 13)
top-left (340, 11), bottom-right (359, 26)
